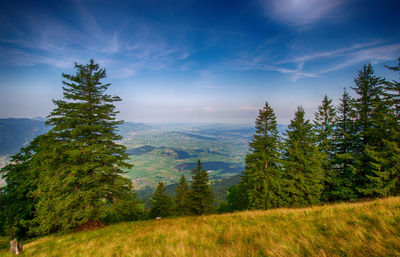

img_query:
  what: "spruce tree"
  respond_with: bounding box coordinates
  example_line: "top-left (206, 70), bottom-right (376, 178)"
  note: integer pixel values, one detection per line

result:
top-left (188, 160), bottom-right (214, 215)
top-left (351, 64), bottom-right (386, 197)
top-left (313, 95), bottom-right (336, 201)
top-left (283, 106), bottom-right (324, 206)
top-left (243, 102), bottom-right (284, 209)
top-left (174, 175), bottom-right (190, 216)
top-left (150, 182), bottom-right (172, 218)
top-left (331, 89), bottom-right (357, 201)
top-left (382, 57), bottom-right (400, 195)
top-left (359, 58), bottom-right (400, 196)
top-left (30, 60), bottom-right (134, 235)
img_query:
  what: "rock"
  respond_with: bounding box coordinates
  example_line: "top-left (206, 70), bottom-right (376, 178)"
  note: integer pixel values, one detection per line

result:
top-left (155, 217), bottom-right (162, 221)
top-left (10, 238), bottom-right (22, 255)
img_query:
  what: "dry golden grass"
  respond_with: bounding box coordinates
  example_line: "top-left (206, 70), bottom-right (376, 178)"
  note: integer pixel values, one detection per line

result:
top-left (1, 197), bottom-right (400, 257)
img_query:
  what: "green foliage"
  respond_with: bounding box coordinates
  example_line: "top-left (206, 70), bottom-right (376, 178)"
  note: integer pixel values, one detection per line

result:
top-left (150, 182), bottom-right (172, 218)
top-left (0, 135), bottom-right (49, 238)
top-left (350, 64), bottom-right (391, 197)
top-left (330, 89), bottom-right (358, 201)
top-left (103, 189), bottom-right (142, 223)
top-left (314, 95), bottom-right (336, 159)
top-left (25, 60), bottom-right (135, 235)
top-left (283, 106), bottom-right (324, 207)
top-left (189, 160), bottom-right (214, 215)
top-left (243, 102), bottom-right (284, 209)
top-left (225, 181), bottom-right (249, 211)
top-left (313, 95), bottom-right (337, 201)
top-left (173, 175), bottom-right (191, 216)
top-left (384, 57), bottom-right (400, 122)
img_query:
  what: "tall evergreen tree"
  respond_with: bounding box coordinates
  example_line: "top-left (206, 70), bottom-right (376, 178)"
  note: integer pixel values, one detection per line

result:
top-left (243, 102), bottom-right (284, 209)
top-left (30, 60), bottom-right (134, 235)
top-left (283, 106), bottom-right (324, 206)
top-left (331, 89), bottom-right (357, 201)
top-left (313, 95), bottom-right (336, 163)
top-left (150, 182), bottom-right (172, 218)
top-left (360, 58), bottom-right (400, 196)
top-left (382, 57), bottom-right (400, 195)
top-left (188, 160), bottom-right (214, 215)
top-left (313, 95), bottom-right (336, 201)
top-left (351, 63), bottom-right (386, 197)
top-left (174, 175), bottom-right (191, 216)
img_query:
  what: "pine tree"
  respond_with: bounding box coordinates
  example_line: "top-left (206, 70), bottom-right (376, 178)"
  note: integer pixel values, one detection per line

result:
top-left (188, 160), bottom-right (214, 215)
top-left (351, 64), bottom-right (386, 197)
top-left (150, 182), bottom-right (172, 218)
top-left (313, 95), bottom-right (336, 201)
top-left (243, 102), bottom-right (284, 209)
top-left (174, 175), bottom-right (191, 216)
top-left (0, 135), bottom-right (49, 238)
top-left (360, 58), bottom-right (400, 196)
top-left (30, 60), bottom-right (134, 235)
top-left (330, 89), bottom-right (357, 201)
top-left (283, 106), bottom-right (324, 206)
top-left (382, 57), bottom-right (400, 195)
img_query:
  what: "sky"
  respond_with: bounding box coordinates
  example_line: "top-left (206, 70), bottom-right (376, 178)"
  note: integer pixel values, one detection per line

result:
top-left (1, 0), bottom-right (400, 124)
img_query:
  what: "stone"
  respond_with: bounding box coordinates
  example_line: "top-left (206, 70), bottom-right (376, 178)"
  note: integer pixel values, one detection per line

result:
top-left (10, 238), bottom-right (22, 255)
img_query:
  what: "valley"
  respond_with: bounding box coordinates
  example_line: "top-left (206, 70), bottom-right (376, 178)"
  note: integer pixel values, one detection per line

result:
top-left (0, 118), bottom-right (289, 200)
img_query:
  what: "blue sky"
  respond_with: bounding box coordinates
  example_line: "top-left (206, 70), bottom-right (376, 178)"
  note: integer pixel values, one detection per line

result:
top-left (1, 0), bottom-right (400, 124)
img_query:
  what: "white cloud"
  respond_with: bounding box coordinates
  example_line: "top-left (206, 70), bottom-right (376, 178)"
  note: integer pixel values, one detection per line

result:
top-left (239, 105), bottom-right (259, 111)
top-left (203, 106), bottom-right (214, 111)
top-left (263, 0), bottom-right (347, 26)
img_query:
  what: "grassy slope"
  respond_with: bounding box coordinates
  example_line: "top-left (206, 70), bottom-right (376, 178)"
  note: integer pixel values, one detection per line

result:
top-left (1, 197), bottom-right (400, 257)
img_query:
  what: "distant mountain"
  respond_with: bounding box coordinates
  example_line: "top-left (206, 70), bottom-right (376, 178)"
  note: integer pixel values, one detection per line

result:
top-left (0, 118), bottom-right (154, 156)
top-left (0, 118), bottom-right (49, 155)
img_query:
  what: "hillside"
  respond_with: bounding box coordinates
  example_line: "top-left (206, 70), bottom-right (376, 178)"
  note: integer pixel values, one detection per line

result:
top-left (1, 197), bottom-right (399, 257)
top-left (0, 118), bottom-right (48, 156)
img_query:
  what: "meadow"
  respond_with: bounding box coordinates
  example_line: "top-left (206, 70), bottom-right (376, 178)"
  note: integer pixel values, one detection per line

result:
top-left (1, 197), bottom-right (399, 257)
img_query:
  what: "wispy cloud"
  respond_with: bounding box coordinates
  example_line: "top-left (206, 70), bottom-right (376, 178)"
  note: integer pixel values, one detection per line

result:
top-left (315, 43), bottom-right (400, 74)
top-left (239, 105), bottom-right (259, 111)
top-left (225, 41), bottom-right (400, 81)
top-left (279, 41), bottom-right (382, 64)
top-left (203, 106), bottom-right (214, 111)
top-left (263, 0), bottom-right (348, 26)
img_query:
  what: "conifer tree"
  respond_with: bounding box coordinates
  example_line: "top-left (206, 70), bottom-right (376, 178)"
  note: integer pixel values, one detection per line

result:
top-left (0, 135), bottom-right (49, 238)
top-left (384, 57), bottom-right (400, 122)
top-left (30, 60), bottom-right (134, 235)
top-left (243, 102), bottom-right (284, 209)
top-left (283, 106), bottom-right (324, 206)
top-left (382, 57), bottom-right (400, 195)
top-left (351, 64), bottom-right (386, 197)
top-left (358, 58), bottom-right (400, 196)
top-left (313, 95), bottom-right (336, 201)
top-left (174, 175), bottom-right (191, 216)
top-left (150, 182), bottom-right (172, 218)
top-left (188, 160), bottom-right (214, 215)
top-left (226, 177), bottom-right (249, 211)
top-left (330, 89), bottom-right (357, 201)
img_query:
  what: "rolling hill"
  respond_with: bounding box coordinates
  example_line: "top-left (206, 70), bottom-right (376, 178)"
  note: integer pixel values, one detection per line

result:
top-left (1, 197), bottom-right (398, 257)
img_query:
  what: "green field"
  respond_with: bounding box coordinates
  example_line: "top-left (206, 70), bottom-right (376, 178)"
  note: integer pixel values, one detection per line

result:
top-left (1, 197), bottom-right (399, 257)
top-left (120, 128), bottom-right (252, 190)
